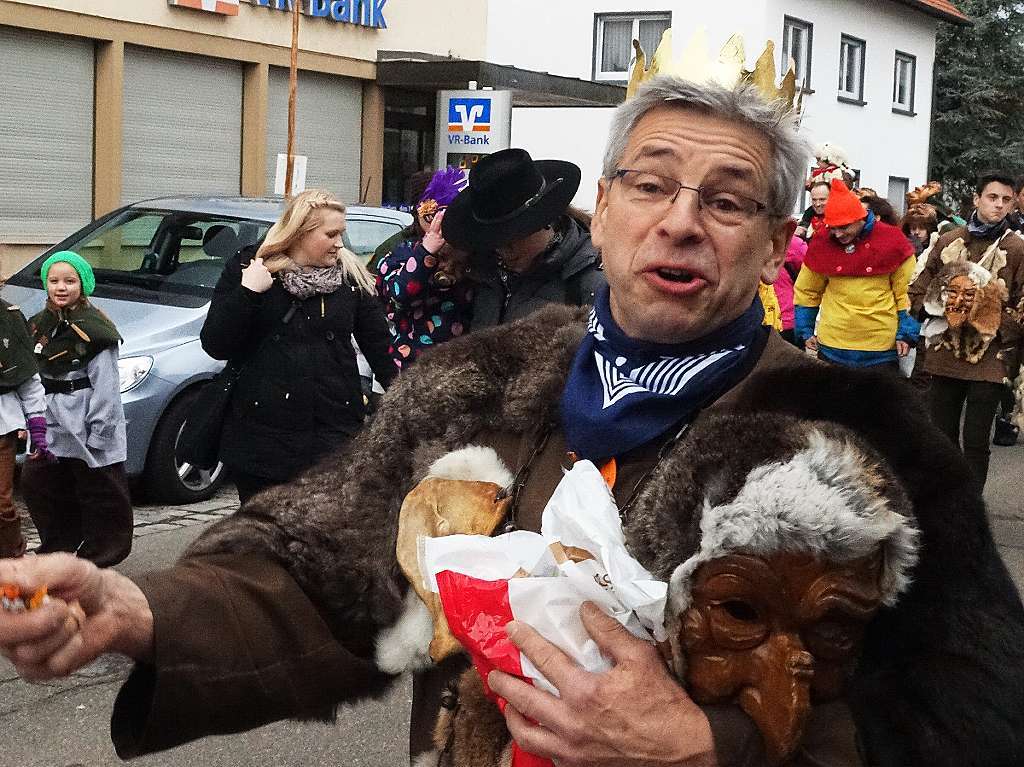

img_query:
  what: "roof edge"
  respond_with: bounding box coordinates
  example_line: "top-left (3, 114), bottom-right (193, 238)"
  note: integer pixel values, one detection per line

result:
top-left (892, 0), bottom-right (972, 26)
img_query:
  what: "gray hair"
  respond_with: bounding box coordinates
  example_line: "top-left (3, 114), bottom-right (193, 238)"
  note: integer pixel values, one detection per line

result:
top-left (603, 76), bottom-right (810, 217)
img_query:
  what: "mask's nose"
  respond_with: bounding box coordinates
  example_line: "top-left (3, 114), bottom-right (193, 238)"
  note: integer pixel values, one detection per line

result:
top-left (737, 632), bottom-right (814, 766)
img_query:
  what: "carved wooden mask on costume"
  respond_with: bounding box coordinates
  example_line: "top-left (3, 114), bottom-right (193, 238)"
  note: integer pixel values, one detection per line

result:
top-left (681, 551), bottom-right (883, 765)
top-left (943, 274), bottom-right (977, 329)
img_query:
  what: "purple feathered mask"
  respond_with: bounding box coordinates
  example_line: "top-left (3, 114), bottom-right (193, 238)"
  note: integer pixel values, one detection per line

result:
top-left (417, 167), bottom-right (468, 219)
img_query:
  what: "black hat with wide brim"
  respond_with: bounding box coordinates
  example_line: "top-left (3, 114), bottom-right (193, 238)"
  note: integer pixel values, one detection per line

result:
top-left (441, 148), bottom-right (581, 252)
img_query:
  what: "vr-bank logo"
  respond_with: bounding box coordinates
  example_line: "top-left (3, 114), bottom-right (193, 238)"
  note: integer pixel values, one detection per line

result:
top-left (448, 98), bottom-right (491, 133)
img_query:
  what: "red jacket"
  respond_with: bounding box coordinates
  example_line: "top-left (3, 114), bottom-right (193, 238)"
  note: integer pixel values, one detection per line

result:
top-left (805, 219), bottom-right (913, 277)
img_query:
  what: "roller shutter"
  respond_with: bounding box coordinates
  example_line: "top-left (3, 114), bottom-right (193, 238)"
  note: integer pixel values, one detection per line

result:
top-left (0, 27), bottom-right (94, 242)
top-left (122, 46), bottom-right (242, 203)
top-left (266, 67), bottom-right (362, 202)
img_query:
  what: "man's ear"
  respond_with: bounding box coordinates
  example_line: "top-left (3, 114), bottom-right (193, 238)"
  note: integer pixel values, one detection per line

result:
top-left (591, 178), bottom-right (610, 250)
top-left (761, 218), bottom-right (796, 284)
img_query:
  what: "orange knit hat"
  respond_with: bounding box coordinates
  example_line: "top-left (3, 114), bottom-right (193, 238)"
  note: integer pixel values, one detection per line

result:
top-left (824, 178), bottom-right (867, 227)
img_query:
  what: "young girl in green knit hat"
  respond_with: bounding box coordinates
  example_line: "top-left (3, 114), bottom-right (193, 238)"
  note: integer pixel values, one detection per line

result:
top-left (22, 251), bottom-right (133, 567)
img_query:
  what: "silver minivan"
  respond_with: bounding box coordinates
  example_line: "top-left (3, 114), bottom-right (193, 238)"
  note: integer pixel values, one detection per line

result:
top-left (2, 197), bottom-right (411, 502)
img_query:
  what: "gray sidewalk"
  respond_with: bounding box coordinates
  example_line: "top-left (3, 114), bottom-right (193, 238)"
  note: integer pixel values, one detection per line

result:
top-left (16, 485), bottom-right (240, 552)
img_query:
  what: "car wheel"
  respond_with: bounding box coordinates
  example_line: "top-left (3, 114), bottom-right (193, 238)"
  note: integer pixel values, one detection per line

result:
top-left (143, 388), bottom-right (227, 504)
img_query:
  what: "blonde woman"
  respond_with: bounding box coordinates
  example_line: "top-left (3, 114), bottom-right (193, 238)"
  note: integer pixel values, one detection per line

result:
top-left (199, 189), bottom-right (396, 502)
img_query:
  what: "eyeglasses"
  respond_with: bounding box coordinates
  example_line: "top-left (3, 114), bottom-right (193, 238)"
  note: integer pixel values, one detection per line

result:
top-left (610, 169), bottom-right (771, 227)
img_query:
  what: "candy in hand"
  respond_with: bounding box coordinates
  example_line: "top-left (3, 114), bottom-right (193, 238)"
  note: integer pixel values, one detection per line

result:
top-left (1, 583), bottom-right (49, 612)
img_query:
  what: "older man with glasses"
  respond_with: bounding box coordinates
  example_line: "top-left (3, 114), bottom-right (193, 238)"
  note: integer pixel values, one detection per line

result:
top-left (2, 36), bottom-right (1022, 767)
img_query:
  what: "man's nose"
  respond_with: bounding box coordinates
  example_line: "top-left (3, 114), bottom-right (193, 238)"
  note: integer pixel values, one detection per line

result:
top-left (658, 188), bottom-right (708, 241)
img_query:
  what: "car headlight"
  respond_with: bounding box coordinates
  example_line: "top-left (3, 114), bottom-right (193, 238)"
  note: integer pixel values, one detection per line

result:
top-left (118, 356), bottom-right (154, 393)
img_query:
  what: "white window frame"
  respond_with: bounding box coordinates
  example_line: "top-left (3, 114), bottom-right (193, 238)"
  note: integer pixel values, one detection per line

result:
top-left (782, 16), bottom-right (813, 92)
top-left (893, 51), bottom-right (916, 114)
top-left (593, 12), bottom-right (671, 82)
top-left (838, 34), bottom-right (866, 104)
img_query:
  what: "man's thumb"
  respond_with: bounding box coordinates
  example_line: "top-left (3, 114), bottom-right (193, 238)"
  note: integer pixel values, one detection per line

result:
top-left (580, 601), bottom-right (643, 662)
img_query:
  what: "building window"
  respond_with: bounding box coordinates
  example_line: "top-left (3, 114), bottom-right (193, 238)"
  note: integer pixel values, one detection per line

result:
top-left (782, 16), bottom-right (813, 91)
top-left (593, 12), bottom-right (671, 82)
top-left (893, 51), bottom-right (916, 114)
top-left (888, 176), bottom-right (910, 216)
top-left (838, 35), bottom-right (866, 104)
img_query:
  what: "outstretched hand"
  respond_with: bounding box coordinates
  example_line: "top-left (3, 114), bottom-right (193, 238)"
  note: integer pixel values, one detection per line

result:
top-left (0, 554), bottom-right (153, 680)
top-left (487, 602), bottom-right (716, 767)
top-left (422, 209), bottom-right (447, 255)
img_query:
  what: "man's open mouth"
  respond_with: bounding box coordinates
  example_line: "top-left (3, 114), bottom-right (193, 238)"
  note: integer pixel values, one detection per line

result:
top-left (655, 267), bottom-right (698, 283)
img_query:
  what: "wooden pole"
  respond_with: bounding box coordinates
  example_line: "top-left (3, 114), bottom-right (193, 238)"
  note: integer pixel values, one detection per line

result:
top-left (285, 0), bottom-right (300, 197)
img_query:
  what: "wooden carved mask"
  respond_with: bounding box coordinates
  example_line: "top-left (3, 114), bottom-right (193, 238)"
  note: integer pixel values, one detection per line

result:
top-left (943, 274), bottom-right (978, 330)
top-left (680, 551), bottom-right (883, 765)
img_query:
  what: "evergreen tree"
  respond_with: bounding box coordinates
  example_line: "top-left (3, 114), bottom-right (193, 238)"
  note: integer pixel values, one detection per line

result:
top-left (930, 0), bottom-right (1024, 211)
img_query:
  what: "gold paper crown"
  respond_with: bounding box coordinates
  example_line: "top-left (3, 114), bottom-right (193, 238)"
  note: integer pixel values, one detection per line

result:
top-left (626, 28), bottom-right (801, 116)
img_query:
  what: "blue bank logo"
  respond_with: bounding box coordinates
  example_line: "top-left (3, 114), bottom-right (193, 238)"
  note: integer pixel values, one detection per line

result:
top-left (448, 98), bottom-right (491, 133)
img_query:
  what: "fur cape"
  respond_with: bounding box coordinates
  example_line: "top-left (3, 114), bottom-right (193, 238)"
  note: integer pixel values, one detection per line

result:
top-left (187, 305), bottom-right (1024, 767)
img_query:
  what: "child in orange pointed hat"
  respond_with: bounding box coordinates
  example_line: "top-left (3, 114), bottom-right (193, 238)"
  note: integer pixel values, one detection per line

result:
top-left (793, 179), bottom-right (920, 370)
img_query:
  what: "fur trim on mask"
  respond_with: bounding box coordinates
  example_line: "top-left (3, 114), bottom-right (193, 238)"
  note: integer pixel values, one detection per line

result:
top-left (411, 750), bottom-right (441, 767)
top-left (427, 445), bottom-right (514, 488)
top-left (666, 428), bottom-right (919, 624)
top-left (375, 588), bottom-right (435, 674)
top-left (1012, 367), bottom-right (1024, 431)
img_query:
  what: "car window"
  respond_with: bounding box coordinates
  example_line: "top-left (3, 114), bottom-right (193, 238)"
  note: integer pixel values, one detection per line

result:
top-left (345, 218), bottom-right (404, 261)
top-left (8, 209), bottom-right (271, 308)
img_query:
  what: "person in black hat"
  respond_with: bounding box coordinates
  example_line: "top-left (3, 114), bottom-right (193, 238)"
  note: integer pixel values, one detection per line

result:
top-left (442, 148), bottom-right (605, 327)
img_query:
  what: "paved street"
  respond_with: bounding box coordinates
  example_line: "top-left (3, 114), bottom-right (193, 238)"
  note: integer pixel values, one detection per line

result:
top-left (1, 446), bottom-right (1021, 767)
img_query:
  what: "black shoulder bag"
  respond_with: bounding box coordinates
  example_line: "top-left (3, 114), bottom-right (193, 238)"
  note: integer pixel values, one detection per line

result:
top-left (179, 256), bottom-right (294, 470)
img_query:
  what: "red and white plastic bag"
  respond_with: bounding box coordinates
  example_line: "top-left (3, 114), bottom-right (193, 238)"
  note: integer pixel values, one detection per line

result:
top-left (420, 460), bottom-right (668, 766)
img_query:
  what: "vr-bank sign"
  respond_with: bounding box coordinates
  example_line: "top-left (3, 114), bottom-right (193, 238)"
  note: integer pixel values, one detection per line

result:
top-left (436, 90), bottom-right (511, 163)
top-left (251, 0), bottom-right (387, 28)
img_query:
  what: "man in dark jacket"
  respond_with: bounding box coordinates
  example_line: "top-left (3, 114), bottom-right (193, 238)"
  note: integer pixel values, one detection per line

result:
top-left (1, 63), bottom-right (1022, 767)
top-left (442, 148), bottom-right (605, 328)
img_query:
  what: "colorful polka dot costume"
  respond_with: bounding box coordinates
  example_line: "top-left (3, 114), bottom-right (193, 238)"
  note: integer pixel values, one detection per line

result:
top-left (375, 239), bottom-right (473, 368)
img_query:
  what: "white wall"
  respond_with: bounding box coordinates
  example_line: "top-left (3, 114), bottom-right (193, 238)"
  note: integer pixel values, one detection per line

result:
top-left (511, 107), bottom-right (616, 212)
top-left (486, 1), bottom-right (771, 82)
top-left (767, 0), bottom-right (937, 197)
top-left (495, 1), bottom-right (774, 213)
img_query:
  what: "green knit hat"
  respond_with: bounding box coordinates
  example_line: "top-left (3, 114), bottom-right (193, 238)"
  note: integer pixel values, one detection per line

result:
top-left (40, 251), bottom-right (96, 297)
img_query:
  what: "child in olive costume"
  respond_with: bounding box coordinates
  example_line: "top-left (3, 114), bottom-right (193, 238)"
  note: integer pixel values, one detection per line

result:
top-left (22, 251), bottom-right (133, 567)
top-left (0, 293), bottom-right (51, 559)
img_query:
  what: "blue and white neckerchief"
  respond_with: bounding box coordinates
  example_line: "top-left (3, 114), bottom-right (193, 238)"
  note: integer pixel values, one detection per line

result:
top-left (560, 286), bottom-right (765, 462)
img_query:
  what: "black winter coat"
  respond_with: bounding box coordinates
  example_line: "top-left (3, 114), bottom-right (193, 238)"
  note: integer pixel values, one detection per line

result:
top-left (467, 216), bottom-right (604, 328)
top-left (200, 254), bottom-right (396, 481)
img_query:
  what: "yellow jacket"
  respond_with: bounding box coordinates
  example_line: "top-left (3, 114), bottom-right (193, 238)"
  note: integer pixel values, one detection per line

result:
top-left (794, 255), bottom-right (916, 351)
top-left (758, 282), bottom-right (783, 331)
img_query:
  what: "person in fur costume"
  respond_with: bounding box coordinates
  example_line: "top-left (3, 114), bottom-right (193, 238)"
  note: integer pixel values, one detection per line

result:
top-left (909, 171), bottom-right (1024, 487)
top-left (1, 71), bottom-right (1023, 767)
top-left (424, 414), bottom-right (920, 767)
top-left (902, 203), bottom-right (939, 257)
